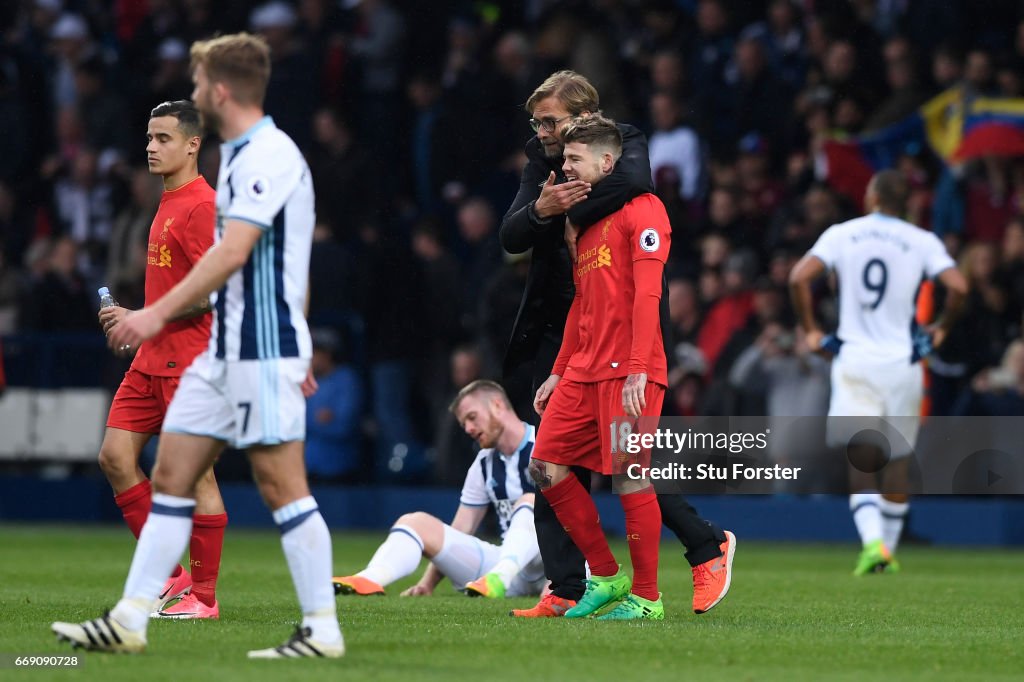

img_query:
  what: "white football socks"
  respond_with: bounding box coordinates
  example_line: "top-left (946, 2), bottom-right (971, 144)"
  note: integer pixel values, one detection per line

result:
top-left (489, 503), bottom-right (539, 587)
top-left (879, 498), bottom-right (909, 553)
top-left (850, 492), bottom-right (884, 547)
top-left (275, 496), bottom-right (341, 645)
top-left (114, 493), bottom-right (195, 631)
top-left (358, 524), bottom-right (425, 587)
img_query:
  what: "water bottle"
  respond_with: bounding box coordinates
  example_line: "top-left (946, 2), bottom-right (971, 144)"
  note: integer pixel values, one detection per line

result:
top-left (99, 286), bottom-right (130, 352)
top-left (97, 286), bottom-right (118, 309)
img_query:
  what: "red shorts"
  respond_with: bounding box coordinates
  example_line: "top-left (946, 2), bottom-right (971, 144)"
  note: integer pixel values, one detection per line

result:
top-left (533, 378), bottom-right (665, 475)
top-left (106, 368), bottom-right (181, 434)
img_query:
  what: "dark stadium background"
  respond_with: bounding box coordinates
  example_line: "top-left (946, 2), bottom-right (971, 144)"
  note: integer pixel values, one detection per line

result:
top-left (0, 1), bottom-right (1023, 543)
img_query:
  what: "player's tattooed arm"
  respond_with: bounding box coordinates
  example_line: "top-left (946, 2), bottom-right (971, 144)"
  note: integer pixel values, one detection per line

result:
top-left (169, 297), bottom-right (212, 322)
top-left (622, 373), bottom-right (648, 418)
top-left (528, 459), bottom-right (553, 490)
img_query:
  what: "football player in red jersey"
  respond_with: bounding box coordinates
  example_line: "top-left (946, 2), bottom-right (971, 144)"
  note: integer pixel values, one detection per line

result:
top-left (97, 100), bottom-right (226, 620)
top-left (529, 115), bottom-right (673, 621)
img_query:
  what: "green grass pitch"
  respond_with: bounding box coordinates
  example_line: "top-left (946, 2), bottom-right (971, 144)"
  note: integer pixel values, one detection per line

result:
top-left (2, 524), bottom-right (1021, 681)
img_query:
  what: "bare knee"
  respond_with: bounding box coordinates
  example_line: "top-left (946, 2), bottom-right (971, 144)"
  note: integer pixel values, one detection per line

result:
top-left (395, 511), bottom-right (436, 533)
top-left (249, 444), bottom-right (310, 510)
top-left (98, 441), bottom-right (132, 477)
top-left (195, 463), bottom-right (219, 492)
top-left (253, 470), bottom-right (309, 511)
top-left (151, 462), bottom-right (196, 498)
top-left (394, 512), bottom-right (443, 556)
top-left (513, 493), bottom-right (535, 510)
top-left (194, 465), bottom-right (226, 515)
top-left (530, 459), bottom-right (568, 489)
top-left (98, 437), bottom-right (143, 492)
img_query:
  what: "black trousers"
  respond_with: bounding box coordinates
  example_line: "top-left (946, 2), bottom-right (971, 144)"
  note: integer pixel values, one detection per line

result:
top-left (526, 332), bottom-right (727, 601)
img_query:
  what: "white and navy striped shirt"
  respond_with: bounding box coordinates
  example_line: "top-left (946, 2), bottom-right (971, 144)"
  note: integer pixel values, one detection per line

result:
top-left (459, 423), bottom-right (536, 537)
top-left (211, 116), bottom-right (314, 361)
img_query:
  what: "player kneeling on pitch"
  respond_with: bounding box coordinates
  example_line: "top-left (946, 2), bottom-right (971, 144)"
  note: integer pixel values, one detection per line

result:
top-left (333, 380), bottom-right (545, 599)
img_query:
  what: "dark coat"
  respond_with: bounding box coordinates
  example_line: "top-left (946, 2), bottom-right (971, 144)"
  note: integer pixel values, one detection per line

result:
top-left (499, 123), bottom-right (655, 379)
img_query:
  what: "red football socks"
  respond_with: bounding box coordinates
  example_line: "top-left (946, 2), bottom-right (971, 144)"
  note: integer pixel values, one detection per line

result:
top-left (621, 489), bottom-right (661, 601)
top-left (114, 479), bottom-right (153, 539)
top-left (189, 513), bottom-right (228, 607)
top-left (542, 474), bottom-right (618, 577)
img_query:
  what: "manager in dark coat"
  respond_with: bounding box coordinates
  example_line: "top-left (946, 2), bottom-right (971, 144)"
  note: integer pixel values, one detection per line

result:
top-left (500, 71), bottom-right (734, 617)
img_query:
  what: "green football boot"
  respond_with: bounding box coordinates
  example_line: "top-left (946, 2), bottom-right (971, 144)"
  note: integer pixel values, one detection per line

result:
top-left (465, 572), bottom-right (506, 598)
top-left (595, 593), bottom-right (665, 621)
top-left (564, 567), bottom-right (631, 618)
top-left (853, 539), bottom-right (894, 576)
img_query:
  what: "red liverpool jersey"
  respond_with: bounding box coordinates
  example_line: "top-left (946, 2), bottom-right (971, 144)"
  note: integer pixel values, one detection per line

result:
top-left (557, 193), bottom-right (671, 386)
top-left (131, 175), bottom-right (215, 377)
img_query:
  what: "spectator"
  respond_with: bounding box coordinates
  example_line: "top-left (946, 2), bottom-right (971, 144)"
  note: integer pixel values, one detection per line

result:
top-left (107, 167), bottom-right (161, 310)
top-left (647, 49), bottom-right (688, 106)
top-left (307, 107), bottom-right (378, 242)
top-left (999, 218), bottom-right (1024, 315)
top-left (728, 323), bottom-right (832, 490)
top-left (74, 56), bottom-right (131, 159)
top-left (492, 31), bottom-right (537, 112)
top-left (697, 250), bottom-right (758, 377)
top-left (729, 322), bottom-right (829, 418)
top-left (692, 0), bottom-right (736, 151)
top-left (864, 37), bottom-right (929, 131)
top-left (741, 0), bottom-right (806, 89)
top-left (18, 235), bottom-right (94, 332)
top-left (406, 69), bottom-right (463, 213)
top-left (48, 13), bottom-right (95, 109)
top-left (252, 1), bottom-right (318, 151)
top-left (51, 147), bottom-right (116, 279)
top-left (647, 91), bottom-right (701, 202)
top-left (736, 134), bottom-right (786, 235)
top-left (305, 328), bottom-right (364, 482)
top-left (478, 253), bottom-right (529, 380)
top-left (346, 0), bottom-right (406, 162)
top-left (410, 219), bottom-right (462, 423)
top-left (455, 197), bottom-right (504, 332)
top-left (953, 339), bottom-right (1024, 416)
top-left (727, 36), bottom-right (792, 149)
top-left (666, 277), bottom-right (706, 390)
top-left (308, 222), bottom-right (356, 329)
top-left (931, 44), bottom-right (964, 91)
top-left (148, 39), bottom-right (195, 117)
top-left (354, 220), bottom-right (427, 482)
top-left (432, 343), bottom-right (483, 485)
top-left (700, 185), bottom-right (754, 246)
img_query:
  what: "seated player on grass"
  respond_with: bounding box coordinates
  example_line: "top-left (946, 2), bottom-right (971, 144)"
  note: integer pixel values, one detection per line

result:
top-left (333, 380), bottom-right (545, 599)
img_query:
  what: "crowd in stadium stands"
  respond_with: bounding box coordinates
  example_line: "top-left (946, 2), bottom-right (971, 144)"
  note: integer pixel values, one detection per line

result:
top-left (3, 0), bottom-right (1024, 484)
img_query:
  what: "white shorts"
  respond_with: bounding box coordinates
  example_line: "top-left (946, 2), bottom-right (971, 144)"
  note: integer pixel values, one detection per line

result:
top-left (433, 525), bottom-right (546, 597)
top-left (826, 357), bottom-right (923, 457)
top-left (163, 352), bottom-right (308, 448)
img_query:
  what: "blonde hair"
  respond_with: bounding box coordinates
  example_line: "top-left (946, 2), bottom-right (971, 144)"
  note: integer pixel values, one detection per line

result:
top-left (525, 70), bottom-right (599, 116)
top-left (190, 33), bottom-right (271, 106)
top-left (448, 380), bottom-right (512, 414)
